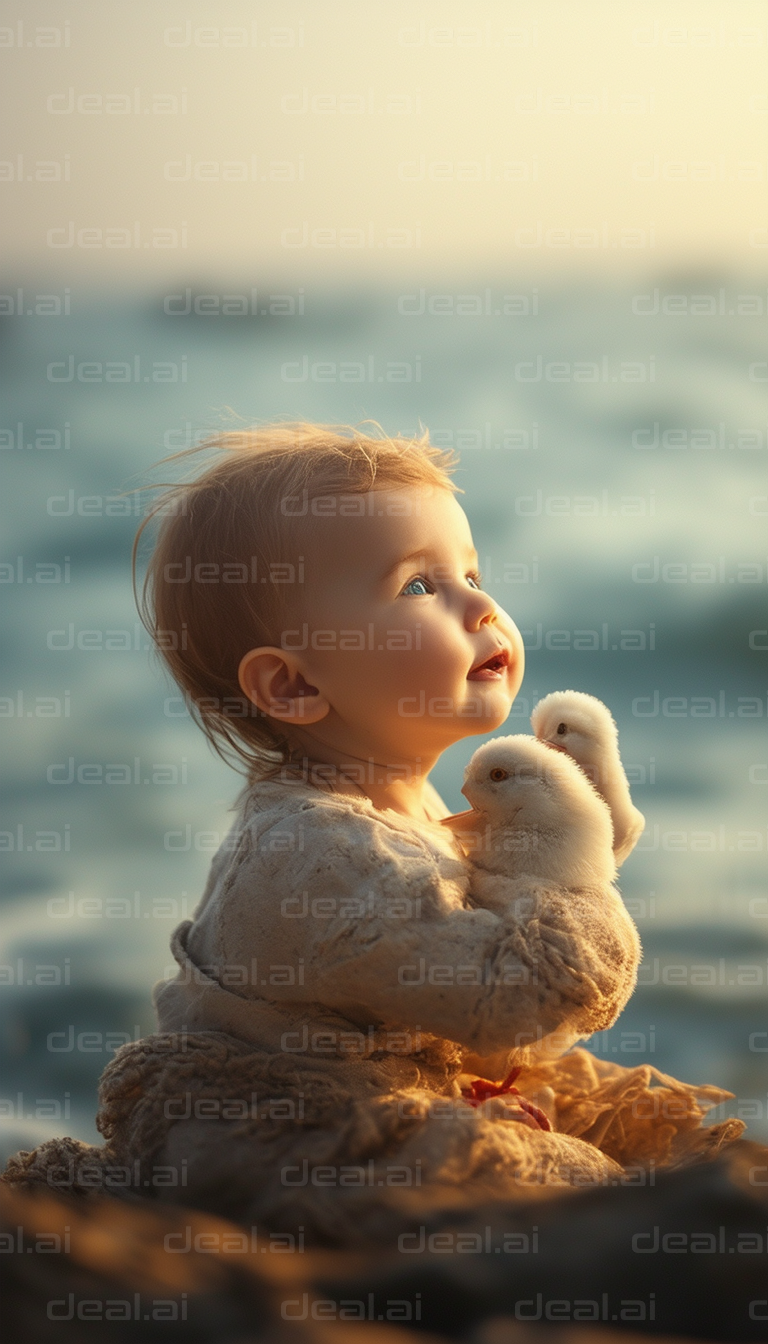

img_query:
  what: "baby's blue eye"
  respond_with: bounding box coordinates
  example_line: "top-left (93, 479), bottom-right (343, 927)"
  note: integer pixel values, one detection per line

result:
top-left (401, 576), bottom-right (433, 596)
top-left (467, 572), bottom-right (482, 590)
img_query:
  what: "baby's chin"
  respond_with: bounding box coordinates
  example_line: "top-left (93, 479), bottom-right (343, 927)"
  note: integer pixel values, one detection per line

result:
top-left (455, 685), bottom-right (517, 734)
top-left (372, 679), bottom-right (517, 750)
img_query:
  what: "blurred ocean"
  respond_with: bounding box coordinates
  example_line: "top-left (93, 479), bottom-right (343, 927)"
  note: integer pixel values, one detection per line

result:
top-left (1, 274), bottom-right (767, 1159)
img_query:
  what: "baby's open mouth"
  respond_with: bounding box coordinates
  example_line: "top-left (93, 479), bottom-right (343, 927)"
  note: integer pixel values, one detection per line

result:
top-left (467, 647), bottom-right (510, 680)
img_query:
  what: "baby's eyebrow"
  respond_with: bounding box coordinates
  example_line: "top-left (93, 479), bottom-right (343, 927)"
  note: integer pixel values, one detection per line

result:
top-left (381, 547), bottom-right (479, 582)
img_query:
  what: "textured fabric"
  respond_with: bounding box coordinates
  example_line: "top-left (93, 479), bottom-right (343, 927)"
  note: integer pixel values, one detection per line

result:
top-left (1, 776), bottom-right (744, 1242)
top-left (155, 776), bottom-right (641, 1063)
top-left (3, 1034), bottom-right (743, 1246)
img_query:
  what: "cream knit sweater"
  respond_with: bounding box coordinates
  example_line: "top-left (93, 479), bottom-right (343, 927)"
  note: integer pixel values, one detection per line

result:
top-left (155, 775), bottom-right (640, 1068)
top-left (4, 775), bottom-right (743, 1243)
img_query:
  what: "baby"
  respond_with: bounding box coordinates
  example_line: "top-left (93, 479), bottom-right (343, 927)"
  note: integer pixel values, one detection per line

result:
top-left (8, 424), bottom-right (740, 1241)
top-left (129, 422), bottom-right (642, 1221)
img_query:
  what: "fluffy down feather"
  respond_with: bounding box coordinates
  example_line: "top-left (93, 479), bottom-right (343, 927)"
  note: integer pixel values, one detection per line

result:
top-left (441, 734), bottom-right (641, 1065)
top-left (531, 690), bottom-right (645, 864)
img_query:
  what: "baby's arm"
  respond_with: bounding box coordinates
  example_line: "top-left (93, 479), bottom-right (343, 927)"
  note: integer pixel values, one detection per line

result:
top-left (222, 802), bottom-right (640, 1063)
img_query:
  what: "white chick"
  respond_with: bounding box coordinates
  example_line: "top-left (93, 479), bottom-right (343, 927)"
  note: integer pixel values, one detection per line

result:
top-left (443, 734), bottom-right (616, 888)
top-left (531, 690), bottom-right (645, 865)
top-left (442, 735), bottom-right (635, 1070)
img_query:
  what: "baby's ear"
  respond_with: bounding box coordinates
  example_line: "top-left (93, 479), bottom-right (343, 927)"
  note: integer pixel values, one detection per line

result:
top-left (238, 647), bottom-right (330, 724)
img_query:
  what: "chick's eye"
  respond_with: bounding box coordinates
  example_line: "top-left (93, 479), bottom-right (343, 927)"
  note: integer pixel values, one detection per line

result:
top-left (401, 576), bottom-right (433, 596)
top-left (556, 722), bottom-right (568, 736)
top-left (489, 767), bottom-right (509, 782)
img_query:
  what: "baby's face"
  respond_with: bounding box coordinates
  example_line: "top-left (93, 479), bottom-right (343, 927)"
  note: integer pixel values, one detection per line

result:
top-left (283, 486), bottom-right (524, 763)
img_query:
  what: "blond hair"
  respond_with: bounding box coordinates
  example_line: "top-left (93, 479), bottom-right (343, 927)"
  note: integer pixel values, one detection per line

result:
top-left (133, 422), bottom-right (459, 781)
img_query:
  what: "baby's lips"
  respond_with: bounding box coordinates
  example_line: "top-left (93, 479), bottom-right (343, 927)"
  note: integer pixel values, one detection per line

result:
top-left (467, 644), bottom-right (511, 680)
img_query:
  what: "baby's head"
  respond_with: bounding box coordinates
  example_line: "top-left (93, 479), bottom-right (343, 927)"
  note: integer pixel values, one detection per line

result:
top-left (136, 423), bottom-right (524, 784)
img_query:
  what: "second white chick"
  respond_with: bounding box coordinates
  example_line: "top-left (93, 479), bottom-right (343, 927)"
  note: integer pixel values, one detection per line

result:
top-left (443, 735), bottom-right (640, 1065)
top-left (531, 690), bottom-right (645, 865)
top-left (446, 734), bottom-right (617, 888)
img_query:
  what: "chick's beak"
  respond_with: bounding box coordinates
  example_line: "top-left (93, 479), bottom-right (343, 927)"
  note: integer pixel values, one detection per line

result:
top-left (440, 807), bottom-right (487, 833)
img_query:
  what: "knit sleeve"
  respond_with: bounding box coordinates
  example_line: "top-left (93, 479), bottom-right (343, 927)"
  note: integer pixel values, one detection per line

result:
top-left (214, 799), bottom-right (640, 1057)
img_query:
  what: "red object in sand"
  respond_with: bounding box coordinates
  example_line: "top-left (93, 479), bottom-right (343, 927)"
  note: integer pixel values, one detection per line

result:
top-left (460, 1067), bottom-right (552, 1131)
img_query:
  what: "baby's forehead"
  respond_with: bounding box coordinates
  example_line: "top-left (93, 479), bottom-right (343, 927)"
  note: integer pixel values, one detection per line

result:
top-left (295, 486), bottom-right (473, 578)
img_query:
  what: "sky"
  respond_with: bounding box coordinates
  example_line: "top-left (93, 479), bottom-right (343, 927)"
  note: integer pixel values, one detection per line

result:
top-left (2, 0), bottom-right (767, 284)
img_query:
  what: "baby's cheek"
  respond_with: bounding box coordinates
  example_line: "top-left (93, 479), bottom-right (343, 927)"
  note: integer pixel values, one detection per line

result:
top-left (499, 610), bottom-right (523, 647)
top-left (508, 655), bottom-right (525, 699)
top-left (416, 642), bottom-right (468, 692)
top-left (381, 647), bottom-right (435, 689)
